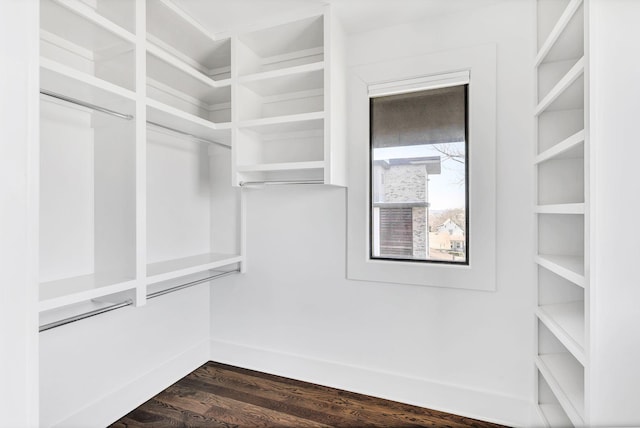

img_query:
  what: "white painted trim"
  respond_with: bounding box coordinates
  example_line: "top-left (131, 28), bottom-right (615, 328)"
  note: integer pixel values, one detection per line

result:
top-left (209, 339), bottom-right (532, 427)
top-left (347, 44), bottom-right (497, 291)
top-left (368, 70), bottom-right (470, 98)
top-left (52, 340), bottom-right (209, 428)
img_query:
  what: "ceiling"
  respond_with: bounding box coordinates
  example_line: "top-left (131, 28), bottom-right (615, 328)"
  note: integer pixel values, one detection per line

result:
top-left (175, 0), bottom-right (504, 36)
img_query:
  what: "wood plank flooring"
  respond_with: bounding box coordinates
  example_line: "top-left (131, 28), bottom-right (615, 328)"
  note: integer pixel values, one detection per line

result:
top-left (111, 361), bottom-right (507, 428)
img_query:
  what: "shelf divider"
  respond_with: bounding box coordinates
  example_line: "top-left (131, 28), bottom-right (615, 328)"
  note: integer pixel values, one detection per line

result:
top-left (536, 254), bottom-right (585, 288)
top-left (535, 57), bottom-right (584, 116)
top-left (39, 276), bottom-right (137, 312)
top-left (536, 354), bottom-right (585, 427)
top-left (537, 301), bottom-right (586, 365)
top-left (237, 161), bottom-right (325, 173)
top-left (535, 0), bottom-right (584, 67)
top-left (536, 129), bottom-right (585, 164)
top-left (536, 203), bottom-right (585, 214)
top-left (146, 253), bottom-right (243, 285)
top-left (237, 111), bottom-right (324, 130)
top-left (538, 403), bottom-right (574, 428)
top-left (49, 0), bottom-right (136, 44)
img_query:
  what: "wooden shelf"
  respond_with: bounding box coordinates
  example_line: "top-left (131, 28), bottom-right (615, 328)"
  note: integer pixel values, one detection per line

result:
top-left (39, 274), bottom-right (137, 312)
top-left (239, 62), bottom-right (324, 97)
top-left (537, 354), bottom-right (585, 426)
top-left (536, 130), bottom-right (585, 164)
top-left (146, 253), bottom-right (243, 285)
top-left (536, 57), bottom-right (584, 116)
top-left (538, 403), bottom-right (574, 428)
top-left (538, 301), bottom-right (586, 365)
top-left (536, 0), bottom-right (584, 66)
top-left (237, 161), bottom-right (325, 173)
top-left (537, 254), bottom-right (585, 288)
top-left (536, 203), bottom-right (584, 215)
top-left (41, 0), bottom-right (135, 52)
top-left (146, 98), bottom-right (231, 146)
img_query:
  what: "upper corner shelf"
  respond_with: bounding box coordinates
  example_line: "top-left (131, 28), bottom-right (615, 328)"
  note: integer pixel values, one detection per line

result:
top-left (239, 61), bottom-right (324, 97)
top-left (146, 0), bottom-right (231, 80)
top-left (536, 0), bottom-right (584, 67)
top-left (41, 0), bottom-right (136, 93)
top-left (41, 0), bottom-right (135, 48)
top-left (237, 14), bottom-right (325, 76)
top-left (146, 99), bottom-right (232, 147)
top-left (146, 46), bottom-right (231, 105)
top-left (146, 46), bottom-right (232, 129)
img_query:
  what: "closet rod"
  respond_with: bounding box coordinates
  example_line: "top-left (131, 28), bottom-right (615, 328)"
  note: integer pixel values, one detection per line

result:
top-left (39, 299), bottom-right (134, 332)
top-left (38, 269), bottom-right (240, 332)
top-left (40, 90), bottom-right (134, 120)
top-left (239, 179), bottom-right (324, 187)
top-left (147, 269), bottom-right (240, 300)
top-left (147, 121), bottom-right (231, 149)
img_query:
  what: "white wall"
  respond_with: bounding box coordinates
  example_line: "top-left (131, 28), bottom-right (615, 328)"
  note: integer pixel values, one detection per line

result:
top-left (210, 1), bottom-right (535, 426)
top-left (588, 0), bottom-right (640, 425)
top-left (0, 1), bottom-right (39, 426)
top-left (39, 285), bottom-right (211, 427)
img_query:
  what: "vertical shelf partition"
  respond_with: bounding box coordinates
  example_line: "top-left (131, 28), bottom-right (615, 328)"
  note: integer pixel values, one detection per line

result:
top-left (534, 0), bottom-right (588, 426)
top-left (144, 0), bottom-right (241, 292)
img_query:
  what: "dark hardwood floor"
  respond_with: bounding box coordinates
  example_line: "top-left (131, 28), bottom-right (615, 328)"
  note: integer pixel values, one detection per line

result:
top-left (111, 361), bottom-right (507, 428)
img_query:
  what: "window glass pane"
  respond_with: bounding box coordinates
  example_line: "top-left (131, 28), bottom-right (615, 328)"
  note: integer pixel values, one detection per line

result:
top-left (370, 84), bottom-right (468, 264)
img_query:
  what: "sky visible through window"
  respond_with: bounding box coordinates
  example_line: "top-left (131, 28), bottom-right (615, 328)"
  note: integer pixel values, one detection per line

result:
top-left (373, 142), bottom-right (466, 211)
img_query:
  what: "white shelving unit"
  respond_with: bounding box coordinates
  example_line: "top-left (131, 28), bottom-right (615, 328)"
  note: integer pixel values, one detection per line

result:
top-left (38, 0), bottom-right (244, 322)
top-left (534, 0), bottom-right (588, 426)
top-left (146, 0), bottom-right (232, 146)
top-left (37, 0), bottom-right (346, 329)
top-left (233, 9), bottom-right (347, 186)
top-left (39, 0), bottom-right (138, 313)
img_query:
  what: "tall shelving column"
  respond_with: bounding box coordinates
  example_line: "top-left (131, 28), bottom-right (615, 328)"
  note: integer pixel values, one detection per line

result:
top-left (144, 0), bottom-right (243, 291)
top-left (534, 0), bottom-right (588, 426)
top-left (38, 0), bottom-right (139, 314)
top-left (232, 6), bottom-right (346, 186)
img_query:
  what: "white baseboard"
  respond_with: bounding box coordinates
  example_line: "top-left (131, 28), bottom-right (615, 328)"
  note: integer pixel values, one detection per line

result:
top-left (53, 340), bottom-right (210, 428)
top-left (210, 338), bottom-right (533, 427)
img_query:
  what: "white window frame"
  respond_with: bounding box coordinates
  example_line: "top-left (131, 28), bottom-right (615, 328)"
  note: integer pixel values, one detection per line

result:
top-left (347, 44), bottom-right (497, 291)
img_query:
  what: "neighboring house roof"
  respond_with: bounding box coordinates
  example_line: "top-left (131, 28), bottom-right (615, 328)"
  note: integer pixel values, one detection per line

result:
top-left (436, 218), bottom-right (465, 231)
top-left (373, 156), bottom-right (441, 174)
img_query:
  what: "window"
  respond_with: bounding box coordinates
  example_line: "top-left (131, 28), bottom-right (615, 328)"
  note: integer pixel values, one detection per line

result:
top-left (347, 44), bottom-right (496, 291)
top-left (369, 84), bottom-right (468, 264)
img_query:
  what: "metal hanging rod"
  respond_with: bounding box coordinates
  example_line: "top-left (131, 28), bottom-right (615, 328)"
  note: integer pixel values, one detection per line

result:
top-left (40, 90), bottom-right (134, 120)
top-left (147, 269), bottom-right (240, 300)
top-left (239, 179), bottom-right (324, 187)
top-left (39, 299), bottom-right (134, 332)
top-left (147, 121), bottom-right (231, 149)
top-left (38, 269), bottom-right (240, 333)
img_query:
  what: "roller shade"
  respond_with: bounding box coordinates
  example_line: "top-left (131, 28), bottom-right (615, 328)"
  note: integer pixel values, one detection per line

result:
top-left (369, 73), bottom-right (468, 149)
